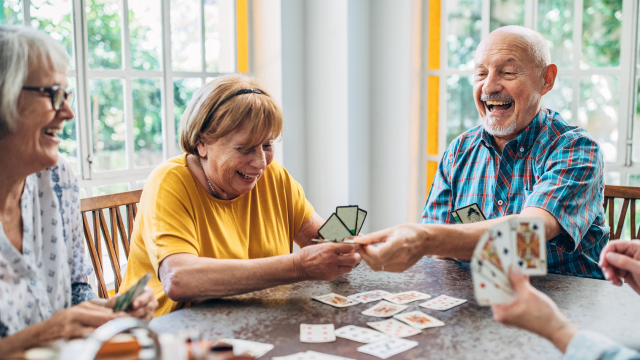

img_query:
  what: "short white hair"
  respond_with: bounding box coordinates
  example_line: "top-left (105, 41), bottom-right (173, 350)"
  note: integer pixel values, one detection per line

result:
top-left (491, 25), bottom-right (551, 70)
top-left (0, 26), bottom-right (69, 139)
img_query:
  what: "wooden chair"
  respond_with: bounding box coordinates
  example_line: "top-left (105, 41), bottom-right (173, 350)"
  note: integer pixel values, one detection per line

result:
top-left (81, 190), bottom-right (143, 299)
top-left (603, 185), bottom-right (640, 240)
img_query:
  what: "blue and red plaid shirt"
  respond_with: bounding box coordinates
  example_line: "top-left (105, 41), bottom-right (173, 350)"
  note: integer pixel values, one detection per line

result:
top-left (422, 107), bottom-right (608, 278)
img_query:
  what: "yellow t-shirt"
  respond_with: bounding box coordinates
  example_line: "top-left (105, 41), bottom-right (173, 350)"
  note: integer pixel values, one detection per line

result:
top-left (120, 154), bottom-right (314, 316)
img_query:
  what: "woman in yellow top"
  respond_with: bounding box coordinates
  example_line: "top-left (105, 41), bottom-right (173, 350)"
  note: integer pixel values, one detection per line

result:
top-left (121, 74), bottom-right (361, 316)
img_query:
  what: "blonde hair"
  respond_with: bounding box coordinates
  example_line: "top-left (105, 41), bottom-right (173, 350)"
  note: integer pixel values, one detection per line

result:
top-left (179, 74), bottom-right (283, 155)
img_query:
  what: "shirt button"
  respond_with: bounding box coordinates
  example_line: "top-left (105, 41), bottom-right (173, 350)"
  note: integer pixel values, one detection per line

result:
top-left (519, 147), bottom-right (524, 152)
top-left (497, 200), bottom-right (504, 206)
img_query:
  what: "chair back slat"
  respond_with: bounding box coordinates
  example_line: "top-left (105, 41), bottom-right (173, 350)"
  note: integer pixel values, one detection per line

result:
top-left (603, 185), bottom-right (640, 240)
top-left (81, 190), bottom-right (143, 299)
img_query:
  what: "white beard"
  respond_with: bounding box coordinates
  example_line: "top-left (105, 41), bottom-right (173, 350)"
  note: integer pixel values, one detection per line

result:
top-left (483, 116), bottom-right (517, 136)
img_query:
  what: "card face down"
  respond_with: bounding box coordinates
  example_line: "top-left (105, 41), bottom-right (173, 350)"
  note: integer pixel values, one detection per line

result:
top-left (334, 325), bottom-right (389, 343)
top-left (355, 208), bottom-right (367, 235)
top-left (419, 295), bottom-right (467, 311)
top-left (336, 206), bottom-right (359, 235)
top-left (512, 218), bottom-right (547, 275)
top-left (361, 301), bottom-right (408, 317)
top-left (393, 311), bottom-right (445, 329)
top-left (317, 213), bottom-right (353, 242)
top-left (455, 203), bottom-right (487, 223)
top-left (357, 337), bottom-right (419, 359)
top-left (366, 319), bottom-right (421, 338)
top-left (313, 293), bottom-right (360, 308)
top-left (114, 272), bottom-right (152, 312)
top-left (348, 290), bottom-right (390, 304)
top-left (382, 291), bottom-right (431, 305)
top-left (300, 324), bottom-right (336, 343)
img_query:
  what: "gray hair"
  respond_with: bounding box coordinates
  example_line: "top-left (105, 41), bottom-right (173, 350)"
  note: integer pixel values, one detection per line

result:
top-left (0, 26), bottom-right (69, 139)
top-left (489, 25), bottom-right (551, 71)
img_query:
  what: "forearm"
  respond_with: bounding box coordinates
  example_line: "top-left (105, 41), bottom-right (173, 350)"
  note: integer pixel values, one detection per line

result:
top-left (162, 254), bottom-right (305, 302)
top-left (0, 320), bottom-right (56, 354)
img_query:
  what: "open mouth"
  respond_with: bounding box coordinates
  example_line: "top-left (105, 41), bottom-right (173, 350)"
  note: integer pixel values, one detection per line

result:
top-left (237, 171), bottom-right (260, 180)
top-left (484, 100), bottom-right (513, 112)
top-left (43, 128), bottom-right (61, 138)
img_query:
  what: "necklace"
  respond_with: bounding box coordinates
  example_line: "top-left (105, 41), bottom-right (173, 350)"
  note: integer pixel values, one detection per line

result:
top-left (198, 157), bottom-right (222, 199)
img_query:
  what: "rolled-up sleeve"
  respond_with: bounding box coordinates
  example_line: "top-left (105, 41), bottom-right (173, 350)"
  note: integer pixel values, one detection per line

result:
top-left (564, 331), bottom-right (640, 360)
top-left (524, 135), bottom-right (604, 253)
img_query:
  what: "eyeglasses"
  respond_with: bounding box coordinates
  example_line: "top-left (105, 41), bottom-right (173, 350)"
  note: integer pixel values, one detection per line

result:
top-left (22, 85), bottom-right (75, 111)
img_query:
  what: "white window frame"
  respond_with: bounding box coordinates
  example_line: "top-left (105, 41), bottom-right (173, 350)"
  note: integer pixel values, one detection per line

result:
top-left (19, 0), bottom-right (238, 196)
top-left (426, 0), bottom-right (640, 185)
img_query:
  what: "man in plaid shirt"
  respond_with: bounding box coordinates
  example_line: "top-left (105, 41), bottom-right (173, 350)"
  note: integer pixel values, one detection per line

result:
top-left (355, 26), bottom-right (607, 279)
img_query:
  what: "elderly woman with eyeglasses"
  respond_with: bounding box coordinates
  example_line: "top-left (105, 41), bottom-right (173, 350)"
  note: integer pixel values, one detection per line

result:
top-left (0, 26), bottom-right (157, 354)
top-left (121, 74), bottom-right (361, 317)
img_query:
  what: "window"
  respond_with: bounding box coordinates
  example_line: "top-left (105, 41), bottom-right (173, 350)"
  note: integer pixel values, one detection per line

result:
top-left (2, 0), bottom-right (244, 197)
top-left (425, 0), bottom-right (639, 192)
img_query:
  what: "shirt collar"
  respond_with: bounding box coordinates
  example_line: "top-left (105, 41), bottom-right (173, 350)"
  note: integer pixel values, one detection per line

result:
top-left (479, 108), bottom-right (546, 153)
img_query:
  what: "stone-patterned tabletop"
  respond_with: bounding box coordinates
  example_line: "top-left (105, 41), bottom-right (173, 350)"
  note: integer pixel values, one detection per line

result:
top-left (150, 258), bottom-right (640, 359)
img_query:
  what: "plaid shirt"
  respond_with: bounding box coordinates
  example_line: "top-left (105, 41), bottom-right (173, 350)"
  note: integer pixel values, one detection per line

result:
top-left (423, 108), bottom-right (608, 278)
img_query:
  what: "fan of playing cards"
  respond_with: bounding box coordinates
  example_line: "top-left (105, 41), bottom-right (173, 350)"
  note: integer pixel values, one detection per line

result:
top-left (471, 218), bottom-right (548, 306)
top-left (316, 205), bottom-right (367, 242)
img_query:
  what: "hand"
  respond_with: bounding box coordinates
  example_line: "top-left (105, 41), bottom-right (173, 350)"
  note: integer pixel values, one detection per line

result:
top-left (106, 286), bottom-right (158, 321)
top-left (45, 301), bottom-right (125, 340)
top-left (491, 267), bottom-right (578, 353)
top-left (294, 243), bottom-right (361, 281)
top-left (599, 240), bottom-right (640, 294)
top-left (352, 224), bottom-right (428, 272)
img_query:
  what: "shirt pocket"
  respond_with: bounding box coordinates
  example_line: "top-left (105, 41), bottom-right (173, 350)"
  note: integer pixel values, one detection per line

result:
top-left (523, 188), bottom-right (533, 206)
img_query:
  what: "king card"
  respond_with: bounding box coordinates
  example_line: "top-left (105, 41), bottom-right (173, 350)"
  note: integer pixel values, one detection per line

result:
top-left (317, 214), bottom-right (353, 242)
top-left (419, 295), bottom-right (467, 311)
top-left (361, 301), bottom-right (408, 317)
top-left (348, 290), bottom-right (390, 303)
top-left (300, 324), bottom-right (336, 343)
top-left (366, 319), bottom-right (421, 338)
top-left (382, 291), bottom-right (431, 305)
top-left (471, 231), bottom-right (511, 291)
top-left (313, 293), bottom-right (360, 308)
top-left (334, 325), bottom-right (389, 343)
top-left (393, 311), bottom-right (445, 329)
top-left (512, 218), bottom-right (547, 275)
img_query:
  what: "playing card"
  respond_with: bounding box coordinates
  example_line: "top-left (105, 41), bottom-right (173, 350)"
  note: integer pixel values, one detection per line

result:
top-left (219, 338), bottom-right (273, 358)
top-left (313, 293), bottom-right (360, 308)
top-left (382, 291), bottom-right (431, 305)
top-left (272, 352), bottom-right (309, 360)
top-left (471, 231), bottom-right (511, 291)
top-left (355, 208), bottom-right (367, 235)
top-left (113, 272), bottom-right (151, 312)
top-left (455, 203), bottom-right (486, 223)
top-left (361, 301), bottom-right (408, 317)
top-left (393, 311), bottom-right (444, 329)
top-left (348, 290), bottom-right (390, 303)
top-left (334, 325), bottom-right (389, 343)
top-left (490, 219), bottom-right (515, 271)
top-left (451, 210), bottom-right (463, 224)
top-left (305, 351), bottom-right (355, 360)
top-left (357, 337), bottom-right (419, 359)
top-left (472, 271), bottom-right (515, 306)
top-left (512, 218), bottom-right (547, 275)
top-left (336, 206), bottom-right (359, 235)
top-left (300, 324), bottom-right (336, 343)
top-left (317, 213), bottom-right (353, 242)
top-left (419, 295), bottom-right (467, 311)
top-left (366, 319), bottom-right (421, 338)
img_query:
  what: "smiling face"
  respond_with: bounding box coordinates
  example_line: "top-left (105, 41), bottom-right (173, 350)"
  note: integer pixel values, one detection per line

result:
top-left (473, 29), bottom-right (554, 141)
top-left (197, 120), bottom-right (275, 199)
top-left (4, 66), bottom-right (74, 173)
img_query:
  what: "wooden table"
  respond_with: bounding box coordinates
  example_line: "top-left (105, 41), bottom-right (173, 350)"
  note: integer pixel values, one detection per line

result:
top-left (150, 258), bottom-right (640, 359)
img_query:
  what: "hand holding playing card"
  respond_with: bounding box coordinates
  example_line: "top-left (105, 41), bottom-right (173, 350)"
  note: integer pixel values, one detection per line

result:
top-left (490, 267), bottom-right (578, 353)
top-left (599, 240), bottom-right (640, 294)
top-left (294, 242), bottom-right (361, 281)
top-left (106, 286), bottom-right (158, 321)
top-left (353, 224), bottom-right (429, 272)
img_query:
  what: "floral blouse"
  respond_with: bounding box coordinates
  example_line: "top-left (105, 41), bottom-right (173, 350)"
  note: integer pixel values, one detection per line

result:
top-left (0, 157), bottom-right (94, 337)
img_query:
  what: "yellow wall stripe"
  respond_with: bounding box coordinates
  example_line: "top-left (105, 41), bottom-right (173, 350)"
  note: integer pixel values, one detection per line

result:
top-left (426, 0), bottom-right (441, 198)
top-left (236, 0), bottom-right (249, 73)
top-left (427, 0), bottom-right (441, 71)
top-left (426, 76), bottom-right (439, 156)
top-left (426, 161), bottom-right (438, 201)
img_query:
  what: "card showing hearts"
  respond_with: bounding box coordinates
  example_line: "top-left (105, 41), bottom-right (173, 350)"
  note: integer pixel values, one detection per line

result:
top-left (313, 293), bottom-right (360, 308)
top-left (419, 295), bottom-right (468, 311)
top-left (366, 319), bottom-right (421, 338)
top-left (300, 324), bottom-right (336, 343)
top-left (393, 310), bottom-right (444, 329)
top-left (382, 291), bottom-right (431, 305)
top-left (357, 337), bottom-right (418, 359)
top-left (334, 325), bottom-right (389, 343)
top-left (361, 301), bottom-right (408, 317)
top-left (348, 290), bottom-right (390, 304)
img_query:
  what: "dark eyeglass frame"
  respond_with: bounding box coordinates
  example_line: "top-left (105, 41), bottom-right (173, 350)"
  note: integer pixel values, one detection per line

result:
top-left (22, 85), bottom-right (74, 111)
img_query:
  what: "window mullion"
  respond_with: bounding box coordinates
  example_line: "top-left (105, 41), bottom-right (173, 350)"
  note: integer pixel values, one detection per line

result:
top-left (619, 0), bottom-right (640, 168)
top-left (162, 0), bottom-right (176, 158)
top-left (121, 0), bottom-right (134, 171)
top-left (75, 0), bottom-right (93, 180)
top-left (571, 0), bottom-right (582, 149)
top-left (481, 0), bottom-right (490, 39)
top-left (200, 0), bottom-right (206, 76)
top-left (438, 0), bottom-right (448, 155)
top-left (23, 0), bottom-right (31, 26)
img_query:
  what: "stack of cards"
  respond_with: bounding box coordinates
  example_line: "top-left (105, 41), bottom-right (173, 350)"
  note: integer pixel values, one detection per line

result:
top-left (357, 338), bottom-right (418, 359)
top-left (313, 293), bottom-right (360, 308)
top-left (472, 218), bottom-right (547, 306)
top-left (300, 324), bottom-right (336, 343)
top-left (317, 205), bottom-right (367, 242)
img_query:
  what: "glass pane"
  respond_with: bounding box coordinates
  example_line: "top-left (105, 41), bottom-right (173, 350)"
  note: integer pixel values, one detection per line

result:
top-left (93, 182), bottom-right (129, 196)
top-left (582, 0), bottom-right (622, 68)
top-left (86, 0), bottom-right (122, 70)
top-left (542, 75), bottom-right (572, 122)
top-left (129, 0), bottom-right (161, 70)
top-left (204, 0), bottom-right (235, 72)
top-left (538, 0), bottom-right (574, 68)
top-left (628, 174), bottom-right (640, 186)
top-left (59, 77), bottom-right (79, 174)
top-left (0, 0), bottom-right (22, 25)
top-left (171, 0), bottom-right (201, 72)
top-left (30, 0), bottom-right (74, 69)
top-left (447, 0), bottom-right (482, 70)
top-left (489, 0), bottom-right (524, 31)
top-left (446, 75), bottom-right (480, 145)
top-left (174, 78), bottom-right (202, 154)
top-left (90, 78), bottom-right (126, 171)
top-left (133, 78), bottom-right (163, 167)
top-left (579, 75), bottom-right (619, 163)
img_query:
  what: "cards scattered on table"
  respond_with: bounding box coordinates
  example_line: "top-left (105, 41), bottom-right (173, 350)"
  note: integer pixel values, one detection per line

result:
top-left (361, 301), bottom-right (408, 317)
top-left (274, 351), bottom-right (354, 360)
top-left (334, 325), bottom-right (388, 343)
top-left (348, 290), bottom-right (390, 304)
top-left (300, 324), bottom-right (336, 343)
top-left (472, 218), bottom-right (547, 306)
top-left (357, 338), bottom-right (418, 359)
top-left (366, 319), bottom-right (421, 338)
top-left (313, 293), bottom-right (360, 308)
top-left (219, 338), bottom-right (273, 358)
top-left (419, 295), bottom-right (467, 311)
top-left (382, 291), bottom-right (431, 305)
top-left (317, 205), bottom-right (367, 242)
top-left (393, 311), bottom-right (444, 329)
